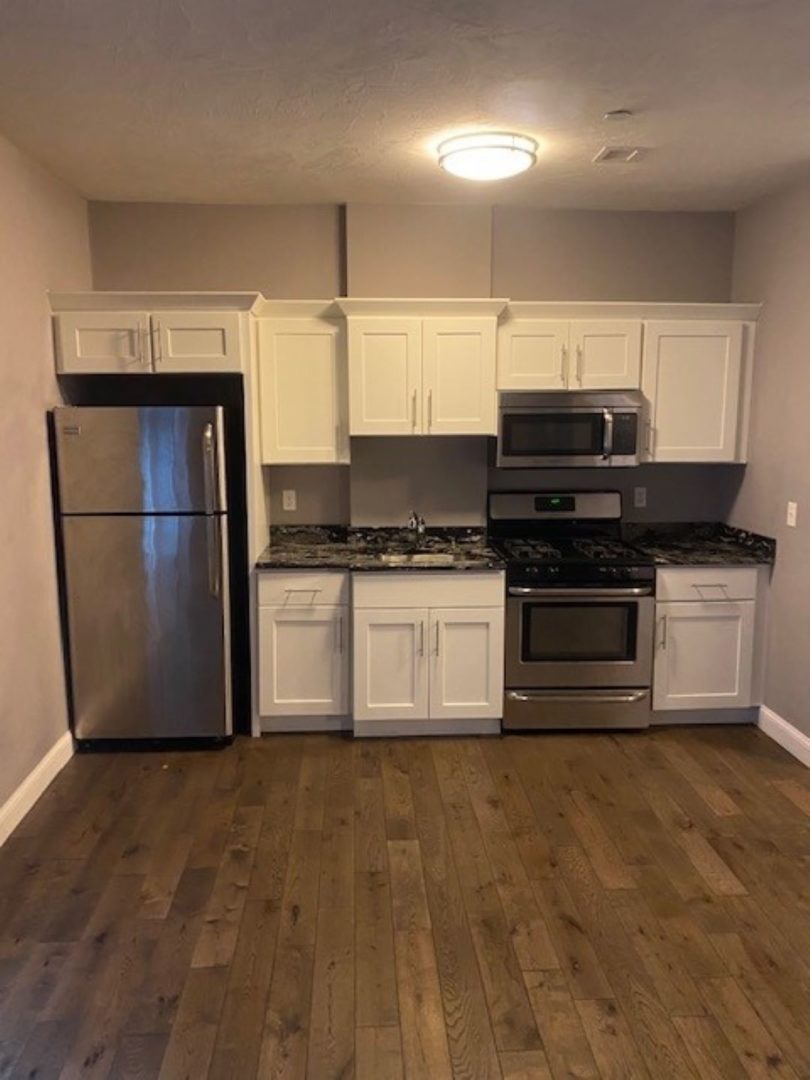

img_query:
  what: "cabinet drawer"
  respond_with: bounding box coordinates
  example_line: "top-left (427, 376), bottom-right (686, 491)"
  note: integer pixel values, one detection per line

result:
top-left (258, 570), bottom-right (348, 607)
top-left (352, 571), bottom-right (504, 609)
top-left (656, 567), bottom-right (757, 602)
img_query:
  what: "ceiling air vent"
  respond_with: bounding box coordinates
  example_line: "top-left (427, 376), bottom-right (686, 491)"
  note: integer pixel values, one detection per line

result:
top-left (592, 145), bottom-right (643, 164)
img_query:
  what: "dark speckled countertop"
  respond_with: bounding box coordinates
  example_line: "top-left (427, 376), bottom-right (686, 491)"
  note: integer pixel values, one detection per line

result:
top-left (625, 523), bottom-right (776, 567)
top-left (257, 526), bottom-right (505, 572)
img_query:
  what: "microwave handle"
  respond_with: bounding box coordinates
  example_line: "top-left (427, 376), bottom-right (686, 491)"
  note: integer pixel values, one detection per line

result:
top-left (602, 409), bottom-right (614, 459)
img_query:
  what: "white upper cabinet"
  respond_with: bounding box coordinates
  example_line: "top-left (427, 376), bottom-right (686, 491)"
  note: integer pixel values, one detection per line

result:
top-left (429, 608), bottom-right (503, 720)
top-left (341, 300), bottom-right (505, 436)
top-left (643, 320), bottom-right (744, 462)
top-left (496, 314), bottom-right (642, 391)
top-left (569, 320), bottom-right (642, 390)
top-left (258, 317), bottom-right (349, 464)
top-left (54, 311), bottom-right (151, 374)
top-left (422, 318), bottom-right (497, 434)
top-left (497, 319), bottom-right (568, 390)
top-left (347, 317), bottom-right (422, 435)
top-left (152, 311), bottom-right (242, 373)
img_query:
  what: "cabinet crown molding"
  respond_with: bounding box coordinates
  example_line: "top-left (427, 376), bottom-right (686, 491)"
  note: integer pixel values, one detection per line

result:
top-left (49, 291), bottom-right (262, 313)
top-left (502, 301), bottom-right (761, 321)
top-left (253, 299), bottom-right (342, 320)
top-left (337, 297), bottom-right (509, 318)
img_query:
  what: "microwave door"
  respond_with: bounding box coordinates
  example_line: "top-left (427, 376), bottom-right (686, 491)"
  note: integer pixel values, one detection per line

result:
top-left (498, 408), bottom-right (608, 467)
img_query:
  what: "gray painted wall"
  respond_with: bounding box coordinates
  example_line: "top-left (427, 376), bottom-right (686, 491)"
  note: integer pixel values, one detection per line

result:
top-left (89, 202), bottom-right (342, 297)
top-left (731, 177), bottom-right (810, 737)
top-left (0, 134), bottom-right (91, 807)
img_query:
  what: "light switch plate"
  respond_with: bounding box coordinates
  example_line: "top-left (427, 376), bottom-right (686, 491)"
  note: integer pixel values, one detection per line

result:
top-left (633, 486), bottom-right (647, 509)
top-left (787, 501), bottom-right (798, 528)
top-left (282, 489), bottom-right (297, 512)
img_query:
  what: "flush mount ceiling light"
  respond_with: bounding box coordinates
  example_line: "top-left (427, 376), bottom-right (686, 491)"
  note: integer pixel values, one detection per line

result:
top-left (438, 132), bottom-right (538, 181)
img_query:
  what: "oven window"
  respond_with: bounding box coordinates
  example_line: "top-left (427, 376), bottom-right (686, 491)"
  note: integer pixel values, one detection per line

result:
top-left (502, 413), bottom-right (604, 458)
top-left (522, 602), bottom-right (638, 662)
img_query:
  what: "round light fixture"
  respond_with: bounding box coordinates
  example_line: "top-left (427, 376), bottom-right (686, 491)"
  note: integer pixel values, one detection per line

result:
top-left (438, 132), bottom-right (537, 181)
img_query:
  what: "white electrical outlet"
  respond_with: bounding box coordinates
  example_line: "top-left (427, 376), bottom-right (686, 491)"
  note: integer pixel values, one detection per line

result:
top-left (282, 489), bottom-right (297, 512)
top-left (787, 501), bottom-right (798, 528)
top-left (634, 486), bottom-right (647, 509)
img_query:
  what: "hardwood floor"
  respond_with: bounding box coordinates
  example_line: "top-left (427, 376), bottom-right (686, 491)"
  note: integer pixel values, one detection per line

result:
top-left (1, 725), bottom-right (809, 1079)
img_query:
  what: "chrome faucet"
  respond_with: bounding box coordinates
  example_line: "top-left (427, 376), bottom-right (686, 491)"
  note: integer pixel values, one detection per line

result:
top-left (407, 510), bottom-right (426, 537)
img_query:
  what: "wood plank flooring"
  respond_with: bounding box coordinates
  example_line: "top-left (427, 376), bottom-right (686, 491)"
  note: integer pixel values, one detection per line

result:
top-left (0, 725), bottom-right (809, 1079)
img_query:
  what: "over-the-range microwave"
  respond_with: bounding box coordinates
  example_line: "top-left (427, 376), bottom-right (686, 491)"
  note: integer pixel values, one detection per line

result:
top-left (497, 391), bottom-right (644, 468)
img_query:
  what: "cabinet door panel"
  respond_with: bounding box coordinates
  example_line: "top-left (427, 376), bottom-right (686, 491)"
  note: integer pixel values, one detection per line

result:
top-left (497, 319), bottom-right (568, 390)
top-left (570, 320), bottom-right (642, 390)
top-left (643, 320), bottom-right (743, 462)
top-left (353, 609), bottom-right (428, 721)
top-left (259, 318), bottom-right (348, 463)
top-left (348, 318), bottom-right (422, 434)
top-left (153, 311), bottom-right (242, 372)
top-left (54, 312), bottom-right (151, 374)
top-left (429, 608), bottom-right (503, 720)
top-left (422, 318), bottom-right (497, 434)
top-left (259, 606), bottom-right (347, 716)
top-left (653, 600), bottom-right (754, 711)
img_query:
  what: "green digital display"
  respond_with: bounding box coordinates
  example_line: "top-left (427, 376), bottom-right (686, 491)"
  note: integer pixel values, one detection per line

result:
top-left (535, 495), bottom-right (575, 512)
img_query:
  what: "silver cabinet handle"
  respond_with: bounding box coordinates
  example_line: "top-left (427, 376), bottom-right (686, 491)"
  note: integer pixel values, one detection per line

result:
top-left (576, 344), bottom-right (583, 383)
top-left (411, 389), bottom-right (417, 430)
top-left (206, 516), bottom-right (221, 598)
top-left (428, 389), bottom-right (433, 431)
top-left (658, 614), bottom-right (668, 650)
top-left (151, 319), bottom-right (162, 366)
top-left (336, 614), bottom-right (344, 653)
top-left (691, 583), bottom-right (729, 591)
top-left (202, 423), bottom-right (216, 513)
top-left (417, 620), bottom-right (425, 656)
top-left (560, 344), bottom-right (568, 385)
top-left (434, 621), bottom-right (440, 655)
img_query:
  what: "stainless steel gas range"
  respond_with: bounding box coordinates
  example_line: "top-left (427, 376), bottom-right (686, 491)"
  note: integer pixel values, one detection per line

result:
top-left (488, 491), bottom-right (655, 730)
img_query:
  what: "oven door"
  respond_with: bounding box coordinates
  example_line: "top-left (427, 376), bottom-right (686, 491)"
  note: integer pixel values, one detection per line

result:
top-left (505, 586), bottom-right (654, 688)
top-left (497, 406), bottom-right (639, 467)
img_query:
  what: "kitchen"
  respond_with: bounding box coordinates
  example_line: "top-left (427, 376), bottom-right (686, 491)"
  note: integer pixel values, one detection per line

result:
top-left (2, 2), bottom-right (810, 1077)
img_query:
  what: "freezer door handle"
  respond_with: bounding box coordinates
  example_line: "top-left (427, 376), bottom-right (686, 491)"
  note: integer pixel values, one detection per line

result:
top-left (202, 423), bottom-right (217, 513)
top-left (206, 516), bottom-right (222, 597)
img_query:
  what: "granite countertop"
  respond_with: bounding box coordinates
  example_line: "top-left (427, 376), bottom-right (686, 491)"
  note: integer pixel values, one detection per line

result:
top-left (626, 523), bottom-right (776, 567)
top-left (256, 526), bottom-right (505, 572)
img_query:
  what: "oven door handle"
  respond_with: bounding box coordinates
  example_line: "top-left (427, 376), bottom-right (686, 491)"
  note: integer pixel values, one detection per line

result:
top-left (508, 586), bottom-right (654, 598)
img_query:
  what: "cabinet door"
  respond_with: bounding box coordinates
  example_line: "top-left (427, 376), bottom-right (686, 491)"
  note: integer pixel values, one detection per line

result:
top-left (497, 319), bottom-right (568, 391)
top-left (429, 608), bottom-right (504, 720)
top-left (54, 312), bottom-right (151, 374)
top-left (653, 601), bottom-right (755, 711)
top-left (422, 318), bottom-right (497, 434)
top-left (259, 606), bottom-right (348, 716)
top-left (153, 311), bottom-right (242, 372)
top-left (570, 320), bottom-right (642, 390)
top-left (348, 318), bottom-right (422, 435)
top-left (642, 320), bottom-right (743, 462)
top-left (258, 318), bottom-right (348, 464)
top-left (353, 609), bottom-right (429, 721)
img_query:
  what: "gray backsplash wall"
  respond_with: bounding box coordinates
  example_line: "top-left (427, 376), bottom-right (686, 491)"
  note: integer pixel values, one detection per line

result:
top-left (265, 445), bottom-right (745, 529)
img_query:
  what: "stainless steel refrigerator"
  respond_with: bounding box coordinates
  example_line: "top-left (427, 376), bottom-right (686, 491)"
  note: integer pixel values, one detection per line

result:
top-left (54, 405), bottom-right (231, 741)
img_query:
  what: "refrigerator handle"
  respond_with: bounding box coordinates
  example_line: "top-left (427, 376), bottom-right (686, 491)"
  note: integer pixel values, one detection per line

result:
top-left (202, 423), bottom-right (216, 514)
top-left (206, 516), bottom-right (222, 598)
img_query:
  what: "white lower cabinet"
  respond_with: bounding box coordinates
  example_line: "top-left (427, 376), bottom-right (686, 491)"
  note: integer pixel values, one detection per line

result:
top-left (257, 572), bottom-right (349, 730)
top-left (653, 569), bottom-right (756, 711)
top-left (352, 573), bottom-right (504, 732)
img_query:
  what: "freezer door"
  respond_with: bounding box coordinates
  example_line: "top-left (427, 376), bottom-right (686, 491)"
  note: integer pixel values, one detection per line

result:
top-left (54, 405), bottom-right (226, 514)
top-left (62, 514), bottom-right (230, 739)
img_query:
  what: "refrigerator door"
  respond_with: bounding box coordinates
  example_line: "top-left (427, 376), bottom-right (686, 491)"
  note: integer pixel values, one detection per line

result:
top-left (54, 405), bottom-right (227, 514)
top-left (62, 513), bottom-right (231, 739)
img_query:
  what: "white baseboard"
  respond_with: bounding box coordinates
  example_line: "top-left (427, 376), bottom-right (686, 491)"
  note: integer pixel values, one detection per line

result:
top-left (0, 731), bottom-right (74, 847)
top-left (758, 705), bottom-right (810, 768)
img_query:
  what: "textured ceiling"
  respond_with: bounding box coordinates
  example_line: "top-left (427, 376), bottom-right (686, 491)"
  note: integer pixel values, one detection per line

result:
top-left (0, 0), bottom-right (809, 209)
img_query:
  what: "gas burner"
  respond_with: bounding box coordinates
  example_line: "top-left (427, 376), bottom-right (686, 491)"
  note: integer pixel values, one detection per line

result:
top-left (499, 538), bottom-right (563, 561)
top-left (569, 537), bottom-right (644, 561)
